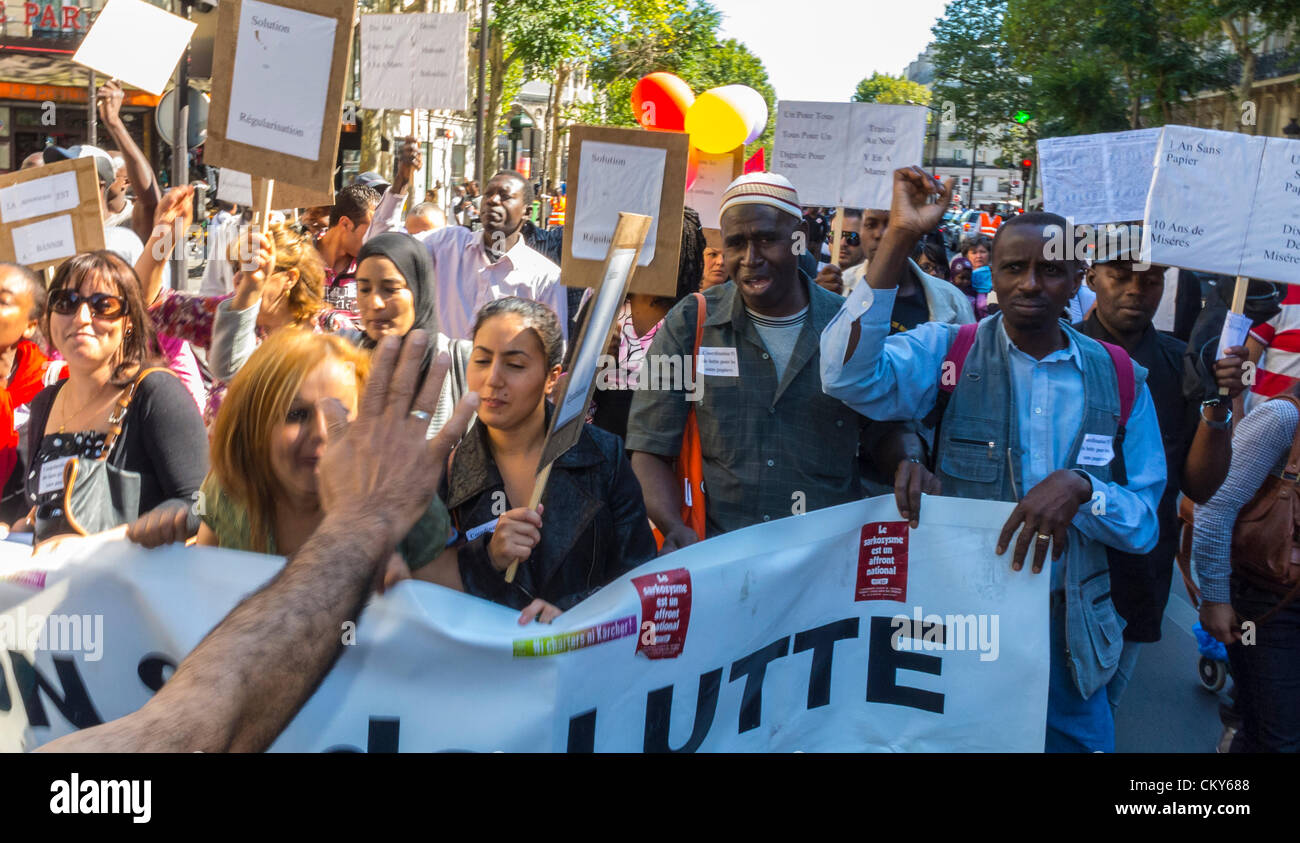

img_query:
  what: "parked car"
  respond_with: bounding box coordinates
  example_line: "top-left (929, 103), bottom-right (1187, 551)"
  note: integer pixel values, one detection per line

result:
top-left (947, 209), bottom-right (982, 251)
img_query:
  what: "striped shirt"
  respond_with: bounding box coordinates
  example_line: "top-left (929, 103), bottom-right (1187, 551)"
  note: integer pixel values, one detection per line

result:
top-left (1192, 398), bottom-right (1300, 603)
top-left (1246, 284), bottom-right (1300, 412)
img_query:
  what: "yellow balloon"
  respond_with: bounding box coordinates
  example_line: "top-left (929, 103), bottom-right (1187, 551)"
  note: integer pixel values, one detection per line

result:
top-left (685, 89), bottom-right (749, 154)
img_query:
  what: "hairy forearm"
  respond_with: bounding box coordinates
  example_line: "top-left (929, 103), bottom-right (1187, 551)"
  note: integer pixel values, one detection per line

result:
top-left (39, 514), bottom-right (394, 753)
top-left (631, 451), bottom-right (684, 535)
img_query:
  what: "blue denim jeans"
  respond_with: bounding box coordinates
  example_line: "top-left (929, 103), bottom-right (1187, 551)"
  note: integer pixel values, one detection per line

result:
top-left (1228, 576), bottom-right (1300, 753)
top-left (1046, 592), bottom-right (1115, 753)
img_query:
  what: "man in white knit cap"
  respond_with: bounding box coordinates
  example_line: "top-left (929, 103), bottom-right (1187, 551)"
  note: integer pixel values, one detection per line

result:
top-left (626, 173), bottom-right (923, 549)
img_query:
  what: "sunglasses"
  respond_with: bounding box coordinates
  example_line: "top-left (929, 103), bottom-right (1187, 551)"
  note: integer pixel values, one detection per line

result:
top-left (49, 289), bottom-right (128, 320)
top-left (839, 232), bottom-right (861, 246)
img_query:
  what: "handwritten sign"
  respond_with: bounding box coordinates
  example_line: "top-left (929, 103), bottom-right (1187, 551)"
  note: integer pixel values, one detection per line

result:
top-left (0, 170), bottom-right (79, 224)
top-left (686, 148), bottom-right (743, 230)
top-left (773, 101), bottom-right (926, 210)
top-left (0, 158), bottom-right (105, 272)
top-left (205, 0), bottom-right (355, 196)
top-left (1142, 125), bottom-right (1300, 284)
top-left (561, 125), bottom-right (687, 297)
top-left (72, 0), bottom-right (197, 96)
top-left (1038, 128), bottom-right (1161, 224)
top-left (360, 13), bottom-right (469, 111)
top-left (571, 141), bottom-right (667, 264)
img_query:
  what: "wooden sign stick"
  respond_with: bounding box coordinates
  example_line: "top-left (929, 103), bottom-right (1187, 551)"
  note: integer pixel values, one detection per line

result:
top-left (1221, 274), bottom-right (1250, 398)
top-left (829, 206), bottom-right (844, 267)
top-left (259, 178), bottom-right (275, 236)
top-left (504, 212), bottom-right (654, 584)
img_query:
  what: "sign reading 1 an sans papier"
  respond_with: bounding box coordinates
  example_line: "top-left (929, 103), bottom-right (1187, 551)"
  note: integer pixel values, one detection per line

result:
top-left (773, 101), bottom-right (926, 210)
top-left (1143, 125), bottom-right (1300, 284)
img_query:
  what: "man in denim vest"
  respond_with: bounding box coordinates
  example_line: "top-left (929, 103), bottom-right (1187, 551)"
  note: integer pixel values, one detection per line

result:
top-left (819, 167), bottom-right (1167, 752)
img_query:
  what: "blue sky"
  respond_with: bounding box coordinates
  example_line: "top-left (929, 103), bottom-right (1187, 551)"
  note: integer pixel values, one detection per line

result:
top-left (710, 0), bottom-right (951, 101)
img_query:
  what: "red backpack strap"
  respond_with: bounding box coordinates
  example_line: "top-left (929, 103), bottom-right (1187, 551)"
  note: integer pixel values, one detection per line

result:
top-left (1096, 340), bottom-right (1136, 427)
top-left (939, 322), bottom-right (979, 394)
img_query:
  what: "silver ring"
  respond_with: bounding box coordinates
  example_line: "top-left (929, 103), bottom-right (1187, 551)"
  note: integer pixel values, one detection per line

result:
top-left (1036, 533), bottom-right (1052, 542)
top-left (409, 409), bottom-right (432, 422)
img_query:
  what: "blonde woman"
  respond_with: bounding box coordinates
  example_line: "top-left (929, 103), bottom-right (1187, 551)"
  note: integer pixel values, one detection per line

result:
top-left (128, 329), bottom-right (449, 588)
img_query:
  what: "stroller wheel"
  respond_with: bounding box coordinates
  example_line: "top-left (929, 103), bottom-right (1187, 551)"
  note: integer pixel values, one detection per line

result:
top-left (1199, 656), bottom-right (1227, 693)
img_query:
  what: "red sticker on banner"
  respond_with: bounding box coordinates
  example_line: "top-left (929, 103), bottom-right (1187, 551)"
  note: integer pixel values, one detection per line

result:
top-left (856, 521), bottom-right (909, 602)
top-left (632, 568), bottom-right (692, 659)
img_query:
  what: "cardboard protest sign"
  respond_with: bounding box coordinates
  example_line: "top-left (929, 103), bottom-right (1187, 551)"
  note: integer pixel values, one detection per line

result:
top-left (562, 126), bottom-right (687, 297)
top-left (72, 0), bottom-right (197, 96)
top-left (1038, 128), bottom-right (1160, 224)
top-left (0, 159), bottom-right (105, 271)
top-left (219, 170), bottom-right (334, 210)
top-left (686, 147), bottom-right (744, 231)
top-left (361, 13), bottom-right (470, 111)
top-left (205, 0), bottom-right (355, 197)
top-left (773, 101), bottom-right (926, 210)
top-left (506, 214), bottom-right (654, 584)
top-left (1143, 125), bottom-right (1300, 285)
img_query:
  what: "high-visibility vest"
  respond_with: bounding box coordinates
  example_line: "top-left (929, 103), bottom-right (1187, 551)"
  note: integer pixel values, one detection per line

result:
top-left (548, 196), bottom-right (566, 226)
top-left (979, 213), bottom-right (1002, 236)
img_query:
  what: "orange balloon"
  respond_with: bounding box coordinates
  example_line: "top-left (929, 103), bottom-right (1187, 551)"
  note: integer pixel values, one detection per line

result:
top-left (686, 146), bottom-right (700, 190)
top-left (631, 72), bottom-right (695, 132)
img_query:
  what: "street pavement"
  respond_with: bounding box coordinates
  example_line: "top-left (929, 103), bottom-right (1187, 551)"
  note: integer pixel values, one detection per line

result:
top-left (1114, 577), bottom-right (1227, 753)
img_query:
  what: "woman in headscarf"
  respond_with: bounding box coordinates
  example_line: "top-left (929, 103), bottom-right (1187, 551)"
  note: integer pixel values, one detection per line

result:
top-left (352, 232), bottom-right (471, 433)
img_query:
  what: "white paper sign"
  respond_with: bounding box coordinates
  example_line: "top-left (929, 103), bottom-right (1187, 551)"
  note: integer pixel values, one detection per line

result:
top-left (1143, 125), bottom-right (1267, 278)
top-left (1238, 138), bottom-right (1300, 283)
top-left (1038, 129), bottom-right (1161, 224)
top-left (773, 101), bottom-right (926, 210)
top-left (361, 13), bottom-right (469, 111)
top-left (72, 0), bottom-right (197, 96)
top-left (1076, 434), bottom-right (1114, 467)
top-left (0, 171), bottom-right (79, 225)
top-left (571, 142), bottom-right (666, 265)
top-left (555, 248), bottom-right (637, 429)
top-left (686, 151), bottom-right (737, 230)
top-left (216, 169), bottom-right (255, 207)
top-left (1217, 310), bottom-right (1253, 360)
top-left (225, 0), bottom-right (337, 161)
top-left (697, 346), bottom-right (740, 377)
top-left (11, 215), bottom-right (77, 266)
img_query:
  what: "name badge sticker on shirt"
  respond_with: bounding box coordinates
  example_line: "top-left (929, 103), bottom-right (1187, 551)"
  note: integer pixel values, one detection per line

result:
top-left (1076, 434), bottom-right (1115, 467)
top-left (696, 347), bottom-right (740, 377)
top-left (38, 456), bottom-right (72, 496)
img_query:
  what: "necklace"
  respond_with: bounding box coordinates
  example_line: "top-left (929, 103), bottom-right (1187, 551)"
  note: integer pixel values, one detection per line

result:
top-left (55, 382), bottom-right (122, 434)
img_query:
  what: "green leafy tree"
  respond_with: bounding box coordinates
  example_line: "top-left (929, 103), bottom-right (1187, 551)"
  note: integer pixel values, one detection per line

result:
top-left (852, 72), bottom-right (932, 106)
top-left (1187, 0), bottom-right (1300, 132)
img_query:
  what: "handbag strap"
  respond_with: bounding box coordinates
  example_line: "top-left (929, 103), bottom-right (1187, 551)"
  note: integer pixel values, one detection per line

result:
top-left (689, 292), bottom-right (706, 376)
top-left (98, 367), bottom-right (174, 461)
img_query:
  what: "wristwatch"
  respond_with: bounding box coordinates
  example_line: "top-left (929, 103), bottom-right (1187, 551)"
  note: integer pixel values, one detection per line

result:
top-left (1200, 399), bottom-right (1233, 430)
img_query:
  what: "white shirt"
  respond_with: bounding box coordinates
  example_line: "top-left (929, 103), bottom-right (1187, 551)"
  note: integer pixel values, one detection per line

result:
top-left (198, 214), bottom-right (243, 297)
top-left (413, 225), bottom-right (567, 341)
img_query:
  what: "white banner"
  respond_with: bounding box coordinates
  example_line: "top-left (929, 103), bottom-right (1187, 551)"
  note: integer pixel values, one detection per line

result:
top-left (0, 496), bottom-right (1048, 753)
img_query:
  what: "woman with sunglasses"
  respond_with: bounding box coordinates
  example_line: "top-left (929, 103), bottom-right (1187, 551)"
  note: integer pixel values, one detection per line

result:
top-left (137, 191), bottom-right (354, 424)
top-left (9, 251), bottom-right (207, 541)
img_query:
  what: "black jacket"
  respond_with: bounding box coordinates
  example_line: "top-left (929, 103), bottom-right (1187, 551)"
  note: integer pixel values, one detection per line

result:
top-left (447, 415), bottom-right (657, 611)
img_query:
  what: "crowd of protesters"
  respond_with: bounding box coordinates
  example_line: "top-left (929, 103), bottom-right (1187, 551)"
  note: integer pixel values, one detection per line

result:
top-left (6, 111), bottom-right (1296, 755)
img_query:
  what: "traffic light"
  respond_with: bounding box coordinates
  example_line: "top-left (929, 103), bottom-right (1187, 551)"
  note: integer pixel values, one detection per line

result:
top-left (1013, 110), bottom-right (1032, 124)
top-left (1020, 158), bottom-right (1033, 170)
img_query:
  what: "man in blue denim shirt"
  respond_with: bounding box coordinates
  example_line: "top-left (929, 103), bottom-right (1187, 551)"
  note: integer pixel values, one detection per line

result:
top-left (819, 167), bottom-right (1166, 752)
